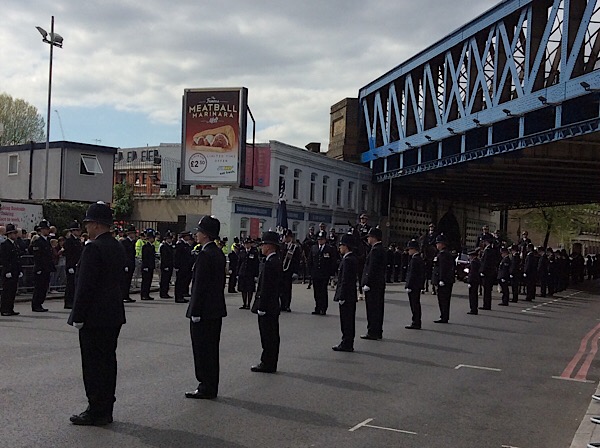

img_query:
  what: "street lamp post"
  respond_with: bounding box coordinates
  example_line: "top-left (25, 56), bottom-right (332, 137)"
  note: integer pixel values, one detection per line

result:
top-left (36, 16), bottom-right (63, 200)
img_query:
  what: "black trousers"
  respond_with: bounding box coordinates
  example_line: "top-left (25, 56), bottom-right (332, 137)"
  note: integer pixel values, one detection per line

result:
top-left (258, 314), bottom-right (280, 370)
top-left (122, 265), bottom-right (134, 299)
top-left (339, 300), bottom-right (356, 348)
top-left (79, 326), bottom-right (121, 416)
top-left (393, 266), bottom-right (401, 283)
top-left (365, 287), bottom-right (385, 337)
top-left (525, 276), bottom-right (536, 301)
top-left (32, 270), bottom-right (50, 309)
top-left (385, 266), bottom-right (393, 283)
top-left (548, 275), bottom-right (555, 296)
top-left (280, 272), bottom-right (293, 309)
top-left (160, 267), bottom-right (173, 296)
top-left (482, 276), bottom-right (494, 309)
top-left (511, 277), bottom-right (520, 302)
top-left (468, 284), bottom-right (479, 312)
top-left (228, 273), bottom-right (237, 293)
top-left (175, 269), bottom-right (191, 300)
top-left (437, 284), bottom-right (453, 322)
top-left (500, 280), bottom-right (510, 304)
top-left (312, 278), bottom-right (329, 312)
top-left (539, 275), bottom-right (547, 297)
top-left (1, 277), bottom-right (18, 313)
top-left (407, 290), bottom-right (422, 327)
top-left (65, 270), bottom-right (76, 307)
top-left (190, 318), bottom-right (222, 396)
top-left (141, 268), bottom-right (153, 297)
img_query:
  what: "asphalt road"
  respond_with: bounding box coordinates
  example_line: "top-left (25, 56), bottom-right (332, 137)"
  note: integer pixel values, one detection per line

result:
top-left (2, 279), bottom-right (599, 448)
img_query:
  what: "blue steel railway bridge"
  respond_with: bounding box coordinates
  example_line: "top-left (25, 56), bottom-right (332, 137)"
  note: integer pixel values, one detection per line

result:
top-left (359, 0), bottom-right (600, 216)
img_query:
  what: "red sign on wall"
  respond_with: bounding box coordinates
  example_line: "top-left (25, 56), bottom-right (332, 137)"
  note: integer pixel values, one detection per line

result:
top-left (250, 218), bottom-right (260, 238)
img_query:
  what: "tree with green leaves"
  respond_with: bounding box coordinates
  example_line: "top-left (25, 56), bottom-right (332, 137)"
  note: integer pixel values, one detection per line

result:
top-left (0, 93), bottom-right (45, 145)
top-left (113, 183), bottom-right (134, 220)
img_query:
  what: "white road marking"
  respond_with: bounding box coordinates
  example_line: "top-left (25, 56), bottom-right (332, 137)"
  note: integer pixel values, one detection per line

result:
top-left (349, 418), bottom-right (417, 435)
top-left (455, 364), bottom-right (502, 372)
top-left (551, 375), bottom-right (595, 384)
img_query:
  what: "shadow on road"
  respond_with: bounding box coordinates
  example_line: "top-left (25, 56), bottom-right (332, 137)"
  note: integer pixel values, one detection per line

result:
top-left (281, 371), bottom-right (383, 393)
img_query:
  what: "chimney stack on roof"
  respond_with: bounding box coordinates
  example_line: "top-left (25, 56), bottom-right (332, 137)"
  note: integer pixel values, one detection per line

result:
top-left (305, 142), bottom-right (321, 153)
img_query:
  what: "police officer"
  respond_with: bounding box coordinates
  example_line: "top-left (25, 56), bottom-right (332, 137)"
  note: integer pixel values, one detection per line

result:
top-left (404, 239), bottom-right (425, 329)
top-left (251, 231), bottom-right (282, 373)
top-left (509, 244), bottom-right (521, 302)
top-left (280, 229), bottom-right (300, 312)
top-left (360, 227), bottom-right (386, 339)
top-left (159, 231), bottom-right (175, 298)
top-left (68, 202), bottom-right (126, 426)
top-left (237, 237), bottom-right (260, 309)
top-left (357, 213), bottom-right (372, 240)
top-left (308, 231), bottom-right (336, 315)
top-left (140, 229), bottom-right (156, 300)
top-left (30, 219), bottom-right (55, 312)
top-left (537, 246), bottom-right (549, 298)
top-left (479, 234), bottom-right (498, 310)
top-left (120, 225), bottom-right (137, 303)
top-left (63, 221), bottom-right (83, 309)
top-left (185, 216), bottom-right (227, 400)
top-left (523, 243), bottom-right (537, 301)
top-left (332, 233), bottom-right (358, 352)
top-left (385, 243), bottom-right (395, 283)
top-left (497, 246), bottom-right (511, 306)
top-left (467, 249), bottom-right (481, 314)
top-left (227, 242), bottom-right (240, 294)
top-left (174, 231), bottom-right (193, 304)
top-left (432, 234), bottom-right (454, 323)
top-left (0, 224), bottom-right (22, 316)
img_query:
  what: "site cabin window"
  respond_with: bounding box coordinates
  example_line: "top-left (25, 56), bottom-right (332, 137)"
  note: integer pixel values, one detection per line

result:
top-left (80, 154), bottom-right (104, 176)
top-left (310, 173), bottom-right (317, 202)
top-left (322, 176), bottom-right (329, 205)
top-left (293, 169), bottom-right (301, 200)
top-left (8, 153), bottom-right (18, 175)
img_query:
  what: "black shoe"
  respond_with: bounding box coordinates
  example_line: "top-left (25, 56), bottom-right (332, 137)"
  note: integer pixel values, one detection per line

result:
top-left (433, 319), bottom-right (448, 323)
top-left (183, 293), bottom-right (191, 297)
top-left (185, 389), bottom-right (217, 399)
top-left (160, 295), bottom-right (173, 299)
top-left (360, 334), bottom-right (381, 340)
top-left (123, 297), bottom-right (136, 303)
top-left (1, 311), bottom-right (20, 316)
top-left (498, 303), bottom-right (509, 306)
top-left (320, 310), bottom-right (327, 315)
top-left (467, 311), bottom-right (478, 315)
top-left (175, 299), bottom-right (189, 303)
top-left (141, 296), bottom-right (155, 301)
top-left (64, 305), bottom-right (73, 309)
top-left (32, 307), bottom-right (48, 312)
top-left (405, 324), bottom-right (421, 330)
top-left (282, 307), bottom-right (291, 312)
top-left (510, 299), bottom-right (518, 303)
top-left (70, 410), bottom-right (112, 426)
top-left (239, 305), bottom-right (247, 310)
top-left (332, 344), bottom-right (354, 352)
top-left (478, 306), bottom-right (491, 310)
top-left (311, 311), bottom-right (321, 315)
top-left (251, 362), bottom-right (276, 373)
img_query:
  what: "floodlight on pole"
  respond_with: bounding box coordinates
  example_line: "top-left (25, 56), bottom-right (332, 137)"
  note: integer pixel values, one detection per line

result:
top-left (36, 16), bottom-right (63, 200)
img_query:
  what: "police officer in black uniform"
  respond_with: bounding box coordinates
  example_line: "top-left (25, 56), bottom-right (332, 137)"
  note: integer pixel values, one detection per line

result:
top-left (332, 233), bottom-right (358, 352)
top-left (227, 243), bottom-right (240, 294)
top-left (174, 231), bottom-right (193, 304)
top-left (30, 219), bottom-right (55, 312)
top-left (360, 227), bottom-right (386, 339)
top-left (237, 237), bottom-right (260, 309)
top-left (479, 234), bottom-right (498, 310)
top-left (467, 249), bottom-right (481, 314)
top-left (308, 231), bottom-right (336, 315)
top-left (64, 221), bottom-right (83, 309)
top-left (185, 216), bottom-right (227, 399)
top-left (537, 246), bottom-right (549, 298)
top-left (404, 239), bottom-right (425, 329)
top-left (159, 231), bottom-right (175, 298)
top-left (509, 244), bottom-right (521, 302)
top-left (68, 202), bottom-right (126, 426)
top-left (251, 231), bottom-right (282, 373)
top-left (120, 225), bottom-right (137, 303)
top-left (523, 243), bottom-right (537, 301)
top-left (0, 224), bottom-right (22, 316)
top-left (497, 246), bottom-right (511, 306)
top-left (140, 229), bottom-right (156, 300)
top-left (432, 234), bottom-right (454, 323)
top-left (280, 229), bottom-right (300, 312)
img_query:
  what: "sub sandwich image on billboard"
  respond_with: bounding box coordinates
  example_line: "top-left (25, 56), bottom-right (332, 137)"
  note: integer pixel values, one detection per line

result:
top-left (181, 88), bottom-right (247, 185)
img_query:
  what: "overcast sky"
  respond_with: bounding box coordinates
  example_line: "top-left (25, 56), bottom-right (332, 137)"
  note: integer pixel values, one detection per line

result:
top-left (1, 0), bottom-right (498, 150)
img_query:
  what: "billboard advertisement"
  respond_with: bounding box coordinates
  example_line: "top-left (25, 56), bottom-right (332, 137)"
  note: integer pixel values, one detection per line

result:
top-left (0, 201), bottom-right (44, 231)
top-left (181, 88), bottom-right (247, 185)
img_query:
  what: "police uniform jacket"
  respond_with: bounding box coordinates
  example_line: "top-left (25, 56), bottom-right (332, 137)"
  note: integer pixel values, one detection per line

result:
top-left (537, 254), bottom-right (549, 277)
top-left (159, 242), bottom-right (174, 269)
top-left (393, 250), bottom-right (403, 269)
top-left (141, 241), bottom-right (156, 270)
top-left (509, 253), bottom-right (521, 277)
top-left (281, 242), bottom-right (301, 275)
top-left (237, 247), bottom-right (260, 279)
top-left (64, 234), bottom-right (83, 270)
top-left (361, 242), bottom-right (386, 290)
top-left (468, 258), bottom-right (481, 285)
top-left (333, 252), bottom-right (358, 303)
top-left (0, 238), bottom-right (22, 278)
top-left (497, 255), bottom-right (511, 281)
top-left (228, 250), bottom-right (239, 274)
top-left (309, 243), bottom-right (336, 280)
top-left (405, 253), bottom-right (426, 291)
top-left (524, 252), bottom-right (538, 277)
top-left (174, 240), bottom-right (194, 271)
top-left (31, 235), bottom-right (55, 273)
top-left (252, 252), bottom-right (282, 315)
top-left (479, 246), bottom-right (499, 277)
top-left (120, 237), bottom-right (136, 269)
top-left (68, 232), bottom-right (126, 327)
top-left (432, 249), bottom-right (455, 285)
top-left (186, 242), bottom-right (227, 319)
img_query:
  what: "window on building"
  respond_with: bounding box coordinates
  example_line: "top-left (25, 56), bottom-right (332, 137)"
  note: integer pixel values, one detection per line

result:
top-left (292, 221), bottom-right (299, 233)
top-left (118, 172), bottom-right (126, 184)
top-left (141, 151), bottom-right (147, 162)
top-left (114, 152), bottom-right (124, 163)
top-left (348, 182), bottom-right (355, 209)
top-left (279, 165), bottom-right (287, 197)
top-left (141, 173), bottom-right (147, 186)
top-left (8, 154), bottom-right (18, 175)
top-left (336, 179), bottom-right (343, 207)
top-left (135, 173), bottom-right (141, 185)
top-left (80, 154), bottom-right (103, 176)
top-left (322, 176), bottom-right (329, 204)
top-left (293, 169), bottom-right (301, 200)
top-left (361, 184), bottom-right (369, 211)
top-left (310, 173), bottom-right (317, 202)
